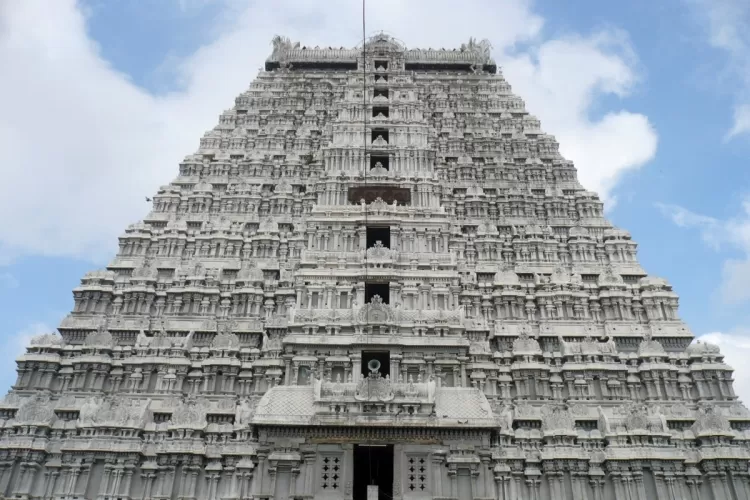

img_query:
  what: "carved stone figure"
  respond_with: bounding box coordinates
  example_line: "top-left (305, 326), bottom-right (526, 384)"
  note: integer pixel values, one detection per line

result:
top-left (235, 398), bottom-right (255, 427)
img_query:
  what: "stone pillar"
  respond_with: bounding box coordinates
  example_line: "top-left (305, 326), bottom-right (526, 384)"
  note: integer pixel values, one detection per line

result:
top-left (448, 464), bottom-right (458, 500)
top-left (431, 452), bottom-right (445, 498)
top-left (667, 476), bottom-right (687, 500)
top-left (546, 470), bottom-right (564, 500)
top-left (731, 472), bottom-right (750, 500)
top-left (632, 470), bottom-right (648, 500)
top-left (98, 463), bottom-right (113, 500)
top-left (719, 472), bottom-right (735, 500)
top-left (141, 472), bottom-right (156, 500)
top-left (284, 357), bottom-right (292, 385)
top-left (109, 465), bottom-right (124, 499)
top-left (342, 444), bottom-right (353, 500)
top-left (302, 452), bottom-right (316, 498)
top-left (43, 468), bottom-right (60, 500)
top-left (589, 477), bottom-right (606, 500)
top-left (391, 354), bottom-right (402, 383)
top-left (612, 473), bottom-right (626, 500)
top-left (393, 444), bottom-right (403, 500)
top-left (569, 472), bottom-right (587, 500)
top-left (685, 477), bottom-right (702, 500)
top-left (156, 465), bottom-right (176, 500)
top-left (19, 462), bottom-right (40, 497)
top-left (653, 470), bottom-right (670, 500)
top-left (494, 472), bottom-right (509, 500)
top-left (485, 460), bottom-right (495, 498)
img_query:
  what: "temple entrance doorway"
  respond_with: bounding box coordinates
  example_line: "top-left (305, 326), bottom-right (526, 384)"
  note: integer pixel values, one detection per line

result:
top-left (353, 444), bottom-right (393, 500)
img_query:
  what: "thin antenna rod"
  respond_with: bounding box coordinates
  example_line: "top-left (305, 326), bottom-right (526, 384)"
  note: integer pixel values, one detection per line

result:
top-left (362, 0), bottom-right (369, 279)
top-left (361, 0), bottom-right (375, 490)
top-left (361, 0), bottom-right (370, 329)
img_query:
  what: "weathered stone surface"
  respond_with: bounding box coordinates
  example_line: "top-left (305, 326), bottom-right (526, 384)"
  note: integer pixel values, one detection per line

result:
top-left (2, 34), bottom-right (748, 500)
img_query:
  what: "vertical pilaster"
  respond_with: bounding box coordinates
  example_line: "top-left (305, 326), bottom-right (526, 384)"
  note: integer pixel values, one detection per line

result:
top-left (343, 444), bottom-right (354, 500)
top-left (393, 444), bottom-right (403, 500)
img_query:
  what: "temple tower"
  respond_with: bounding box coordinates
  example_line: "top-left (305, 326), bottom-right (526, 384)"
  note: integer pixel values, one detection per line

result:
top-left (1, 34), bottom-right (749, 500)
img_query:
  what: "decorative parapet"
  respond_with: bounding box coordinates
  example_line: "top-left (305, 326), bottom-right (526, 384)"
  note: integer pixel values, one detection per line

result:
top-left (314, 372), bottom-right (437, 405)
top-left (266, 34), bottom-right (495, 72)
top-left (253, 378), bottom-right (494, 427)
top-left (78, 395), bottom-right (151, 428)
top-left (289, 301), bottom-right (464, 326)
top-left (309, 199), bottom-right (447, 217)
top-left (29, 333), bottom-right (65, 348)
top-left (691, 404), bottom-right (734, 438)
top-left (299, 248), bottom-right (455, 267)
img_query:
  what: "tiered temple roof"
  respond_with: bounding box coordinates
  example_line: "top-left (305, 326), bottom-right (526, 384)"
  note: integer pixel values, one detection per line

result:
top-left (0, 33), bottom-right (747, 500)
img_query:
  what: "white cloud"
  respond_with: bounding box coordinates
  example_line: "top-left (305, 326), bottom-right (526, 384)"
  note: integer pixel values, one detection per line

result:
top-left (689, 0), bottom-right (750, 139)
top-left (658, 198), bottom-right (750, 305)
top-left (501, 31), bottom-right (657, 200)
top-left (728, 104), bottom-right (750, 140)
top-left (656, 202), bottom-right (725, 250)
top-left (0, 0), bottom-right (657, 265)
top-left (697, 332), bottom-right (750, 406)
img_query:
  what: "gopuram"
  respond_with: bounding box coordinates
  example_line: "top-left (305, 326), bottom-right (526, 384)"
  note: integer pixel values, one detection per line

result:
top-left (1, 33), bottom-right (749, 500)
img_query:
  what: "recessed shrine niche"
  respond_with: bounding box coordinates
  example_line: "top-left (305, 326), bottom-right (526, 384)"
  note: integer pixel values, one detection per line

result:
top-left (366, 226), bottom-right (390, 248)
top-left (374, 59), bottom-right (389, 71)
top-left (370, 154), bottom-right (389, 171)
top-left (361, 351), bottom-right (390, 377)
top-left (365, 282), bottom-right (389, 304)
top-left (371, 129), bottom-right (389, 144)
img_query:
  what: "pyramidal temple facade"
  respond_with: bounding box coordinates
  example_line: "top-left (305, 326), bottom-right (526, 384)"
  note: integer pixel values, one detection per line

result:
top-left (2, 34), bottom-right (749, 500)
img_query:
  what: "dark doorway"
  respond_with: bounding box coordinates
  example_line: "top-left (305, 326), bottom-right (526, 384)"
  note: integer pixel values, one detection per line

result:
top-left (374, 60), bottom-right (389, 71)
top-left (361, 351), bottom-right (390, 378)
top-left (372, 106), bottom-right (389, 118)
top-left (367, 226), bottom-right (390, 248)
top-left (365, 282), bottom-right (389, 304)
top-left (354, 444), bottom-right (393, 500)
top-left (374, 88), bottom-right (389, 99)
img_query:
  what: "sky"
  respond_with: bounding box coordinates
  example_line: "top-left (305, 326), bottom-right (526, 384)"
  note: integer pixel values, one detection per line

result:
top-left (1, 0), bottom-right (750, 401)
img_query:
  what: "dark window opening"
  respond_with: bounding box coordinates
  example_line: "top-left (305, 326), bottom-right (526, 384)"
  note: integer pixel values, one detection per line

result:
top-left (347, 185), bottom-right (410, 205)
top-left (404, 62), bottom-right (496, 73)
top-left (361, 351), bottom-right (390, 378)
top-left (373, 106), bottom-right (389, 118)
top-left (370, 155), bottom-right (390, 171)
top-left (374, 89), bottom-right (389, 99)
top-left (54, 410), bottom-right (80, 421)
top-left (298, 366), bottom-right (311, 386)
top-left (153, 412), bottom-right (172, 423)
top-left (374, 60), bottom-right (389, 71)
top-left (146, 369), bottom-right (158, 393)
top-left (376, 74), bottom-right (389, 83)
top-left (354, 444), bottom-right (393, 500)
top-left (365, 282), bottom-right (390, 304)
top-left (367, 226), bottom-right (391, 248)
top-left (265, 61), bottom-right (357, 71)
top-left (371, 129), bottom-right (389, 144)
